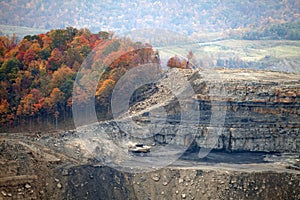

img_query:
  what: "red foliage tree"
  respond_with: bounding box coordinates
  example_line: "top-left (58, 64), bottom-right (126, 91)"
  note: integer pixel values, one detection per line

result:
top-left (47, 48), bottom-right (63, 71)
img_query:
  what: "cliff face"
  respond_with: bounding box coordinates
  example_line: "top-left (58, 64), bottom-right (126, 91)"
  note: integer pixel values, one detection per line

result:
top-left (192, 69), bottom-right (300, 152)
top-left (128, 68), bottom-right (300, 153)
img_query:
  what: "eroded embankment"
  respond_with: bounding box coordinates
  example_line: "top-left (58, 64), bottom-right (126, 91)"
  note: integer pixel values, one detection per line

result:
top-left (0, 136), bottom-right (299, 200)
top-left (65, 164), bottom-right (300, 200)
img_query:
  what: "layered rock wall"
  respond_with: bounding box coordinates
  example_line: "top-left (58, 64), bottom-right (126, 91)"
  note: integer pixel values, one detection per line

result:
top-left (112, 69), bottom-right (300, 153)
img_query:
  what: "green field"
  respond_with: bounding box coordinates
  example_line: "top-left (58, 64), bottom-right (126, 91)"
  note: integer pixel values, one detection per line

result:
top-left (157, 39), bottom-right (300, 61)
top-left (156, 39), bottom-right (300, 72)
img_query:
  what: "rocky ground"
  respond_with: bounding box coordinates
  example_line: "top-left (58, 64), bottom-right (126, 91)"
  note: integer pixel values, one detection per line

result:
top-left (0, 132), bottom-right (299, 200)
top-left (0, 68), bottom-right (300, 199)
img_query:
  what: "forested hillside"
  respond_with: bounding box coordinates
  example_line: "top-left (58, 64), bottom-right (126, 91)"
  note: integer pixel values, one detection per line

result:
top-left (0, 27), bottom-right (157, 131)
top-left (242, 20), bottom-right (300, 40)
top-left (1, 0), bottom-right (299, 36)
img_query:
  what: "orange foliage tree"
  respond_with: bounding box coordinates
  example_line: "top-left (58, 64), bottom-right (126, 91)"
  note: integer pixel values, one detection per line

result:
top-left (167, 55), bottom-right (188, 69)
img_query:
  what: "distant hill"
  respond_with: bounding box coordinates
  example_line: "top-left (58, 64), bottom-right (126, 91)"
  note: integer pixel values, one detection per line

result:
top-left (0, 25), bottom-right (47, 39)
top-left (0, 0), bottom-right (299, 37)
top-left (241, 20), bottom-right (300, 40)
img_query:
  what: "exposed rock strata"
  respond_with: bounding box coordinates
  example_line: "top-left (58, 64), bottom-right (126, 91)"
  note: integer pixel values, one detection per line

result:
top-left (128, 68), bottom-right (300, 153)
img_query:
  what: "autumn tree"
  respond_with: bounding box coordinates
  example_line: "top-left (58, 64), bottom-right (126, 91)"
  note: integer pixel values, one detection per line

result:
top-left (17, 93), bottom-right (35, 130)
top-left (44, 88), bottom-right (65, 129)
top-left (0, 99), bottom-right (10, 124)
top-left (0, 34), bottom-right (18, 56)
top-left (167, 55), bottom-right (182, 68)
top-left (95, 79), bottom-right (115, 115)
top-left (0, 36), bottom-right (9, 58)
top-left (65, 48), bottom-right (83, 69)
top-left (49, 29), bottom-right (69, 50)
top-left (50, 65), bottom-right (75, 100)
top-left (23, 49), bottom-right (37, 66)
top-left (0, 81), bottom-right (9, 101)
top-left (0, 57), bottom-right (20, 81)
top-left (47, 48), bottom-right (63, 71)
